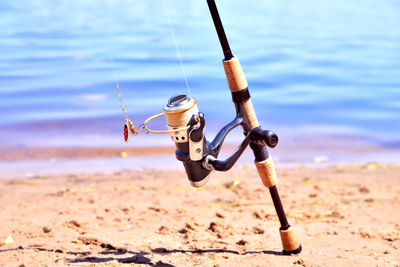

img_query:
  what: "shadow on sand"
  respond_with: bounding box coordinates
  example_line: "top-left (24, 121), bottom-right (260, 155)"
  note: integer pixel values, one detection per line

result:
top-left (1, 245), bottom-right (283, 266)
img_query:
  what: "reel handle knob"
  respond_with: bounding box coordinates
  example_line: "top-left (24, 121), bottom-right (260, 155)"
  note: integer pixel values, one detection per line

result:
top-left (249, 127), bottom-right (279, 148)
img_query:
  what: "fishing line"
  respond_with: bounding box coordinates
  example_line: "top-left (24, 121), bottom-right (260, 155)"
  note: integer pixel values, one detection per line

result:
top-left (105, 11), bottom-right (142, 138)
top-left (110, 55), bottom-right (125, 119)
top-left (161, 0), bottom-right (192, 98)
top-left (111, 54), bottom-right (142, 136)
top-left (109, 1), bottom-right (195, 142)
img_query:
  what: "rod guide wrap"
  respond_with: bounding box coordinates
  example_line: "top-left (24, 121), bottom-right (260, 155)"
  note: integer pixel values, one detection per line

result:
top-left (231, 87), bottom-right (250, 103)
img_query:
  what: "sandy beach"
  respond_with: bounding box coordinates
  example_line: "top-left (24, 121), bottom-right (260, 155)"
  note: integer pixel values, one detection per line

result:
top-left (1, 153), bottom-right (399, 266)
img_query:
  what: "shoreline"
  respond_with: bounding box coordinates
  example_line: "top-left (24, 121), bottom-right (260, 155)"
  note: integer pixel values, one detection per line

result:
top-left (0, 145), bottom-right (399, 180)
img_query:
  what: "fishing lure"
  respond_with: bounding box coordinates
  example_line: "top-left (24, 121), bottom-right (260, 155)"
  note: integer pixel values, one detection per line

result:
top-left (116, 83), bottom-right (138, 143)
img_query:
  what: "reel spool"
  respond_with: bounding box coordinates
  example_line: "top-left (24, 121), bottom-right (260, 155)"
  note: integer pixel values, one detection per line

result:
top-left (163, 94), bottom-right (199, 144)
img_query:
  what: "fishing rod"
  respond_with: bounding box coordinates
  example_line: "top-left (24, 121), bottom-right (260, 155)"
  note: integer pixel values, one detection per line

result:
top-left (205, 0), bottom-right (302, 254)
top-left (117, 0), bottom-right (301, 255)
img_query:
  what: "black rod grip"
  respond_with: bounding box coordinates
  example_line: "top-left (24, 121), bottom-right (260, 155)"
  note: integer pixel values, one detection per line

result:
top-left (269, 186), bottom-right (290, 229)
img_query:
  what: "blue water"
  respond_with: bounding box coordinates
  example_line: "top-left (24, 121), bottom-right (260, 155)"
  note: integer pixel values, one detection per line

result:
top-left (0, 0), bottom-right (399, 158)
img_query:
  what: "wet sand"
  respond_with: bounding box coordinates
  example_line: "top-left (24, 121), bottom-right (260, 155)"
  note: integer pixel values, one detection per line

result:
top-left (0, 161), bottom-right (399, 266)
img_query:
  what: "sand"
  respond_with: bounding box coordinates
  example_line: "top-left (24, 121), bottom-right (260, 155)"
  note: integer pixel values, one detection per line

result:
top-left (0, 162), bottom-right (399, 266)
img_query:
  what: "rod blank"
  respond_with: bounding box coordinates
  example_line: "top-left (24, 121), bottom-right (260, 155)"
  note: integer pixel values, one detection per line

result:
top-left (206, 0), bottom-right (233, 60)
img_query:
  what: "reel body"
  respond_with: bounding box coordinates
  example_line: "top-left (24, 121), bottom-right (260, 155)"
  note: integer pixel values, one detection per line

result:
top-left (163, 94), bottom-right (211, 187)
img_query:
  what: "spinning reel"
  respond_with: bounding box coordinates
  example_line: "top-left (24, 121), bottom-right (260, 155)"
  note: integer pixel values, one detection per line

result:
top-left (162, 93), bottom-right (278, 187)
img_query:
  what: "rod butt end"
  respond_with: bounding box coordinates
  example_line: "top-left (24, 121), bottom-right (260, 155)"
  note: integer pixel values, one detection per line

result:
top-left (283, 244), bottom-right (302, 255)
top-left (280, 225), bottom-right (302, 255)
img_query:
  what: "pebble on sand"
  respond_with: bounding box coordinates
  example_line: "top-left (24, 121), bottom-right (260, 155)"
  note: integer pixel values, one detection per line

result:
top-left (359, 186), bottom-right (370, 193)
top-left (42, 226), bottom-right (52, 233)
top-left (236, 239), bottom-right (248, 246)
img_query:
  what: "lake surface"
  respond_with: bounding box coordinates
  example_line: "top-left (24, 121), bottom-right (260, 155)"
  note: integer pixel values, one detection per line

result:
top-left (0, 0), bottom-right (399, 162)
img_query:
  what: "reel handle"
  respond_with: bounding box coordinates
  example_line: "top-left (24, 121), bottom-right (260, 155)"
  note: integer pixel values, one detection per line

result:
top-left (249, 127), bottom-right (279, 148)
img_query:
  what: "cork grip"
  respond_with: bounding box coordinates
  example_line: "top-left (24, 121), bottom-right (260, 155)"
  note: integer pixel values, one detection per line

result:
top-left (280, 226), bottom-right (301, 253)
top-left (243, 99), bottom-right (259, 129)
top-left (254, 156), bottom-right (278, 188)
top-left (223, 56), bottom-right (248, 93)
top-left (223, 56), bottom-right (259, 129)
